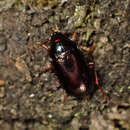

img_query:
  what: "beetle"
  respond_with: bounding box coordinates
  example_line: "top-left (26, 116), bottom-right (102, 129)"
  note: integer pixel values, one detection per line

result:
top-left (32, 29), bottom-right (110, 106)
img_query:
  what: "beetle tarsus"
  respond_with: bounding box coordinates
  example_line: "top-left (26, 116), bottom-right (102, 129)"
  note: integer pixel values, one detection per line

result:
top-left (80, 42), bottom-right (96, 55)
top-left (61, 92), bottom-right (67, 110)
top-left (40, 65), bottom-right (53, 71)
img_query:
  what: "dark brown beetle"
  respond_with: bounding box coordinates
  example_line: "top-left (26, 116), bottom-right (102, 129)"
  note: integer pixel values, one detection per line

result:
top-left (50, 32), bottom-right (92, 97)
top-left (36, 29), bottom-right (109, 106)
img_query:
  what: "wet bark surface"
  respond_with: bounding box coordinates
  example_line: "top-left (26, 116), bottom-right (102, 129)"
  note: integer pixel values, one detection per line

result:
top-left (0, 0), bottom-right (129, 130)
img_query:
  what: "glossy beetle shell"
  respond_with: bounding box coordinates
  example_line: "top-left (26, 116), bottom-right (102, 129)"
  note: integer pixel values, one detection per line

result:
top-left (50, 32), bottom-right (95, 97)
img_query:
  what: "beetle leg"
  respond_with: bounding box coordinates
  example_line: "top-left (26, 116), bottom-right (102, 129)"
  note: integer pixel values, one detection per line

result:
top-left (80, 42), bottom-right (96, 55)
top-left (40, 65), bottom-right (53, 71)
top-left (88, 63), bottom-right (110, 102)
top-left (35, 42), bottom-right (50, 55)
top-left (72, 31), bottom-right (78, 41)
top-left (28, 40), bottom-right (40, 54)
top-left (94, 67), bottom-right (110, 102)
top-left (61, 91), bottom-right (67, 110)
top-left (40, 43), bottom-right (49, 51)
top-left (72, 29), bottom-right (87, 42)
top-left (28, 40), bottom-right (50, 55)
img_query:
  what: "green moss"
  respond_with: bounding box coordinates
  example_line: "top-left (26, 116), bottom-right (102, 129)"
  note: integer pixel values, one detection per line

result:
top-left (74, 6), bottom-right (86, 27)
top-left (119, 87), bottom-right (124, 93)
top-left (119, 120), bottom-right (130, 130)
top-left (85, 30), bottom-right (94, 42)
top-left (37, 0), bottom-right (58, 7)
top-left (13, 0), bottom-right (58, 9)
